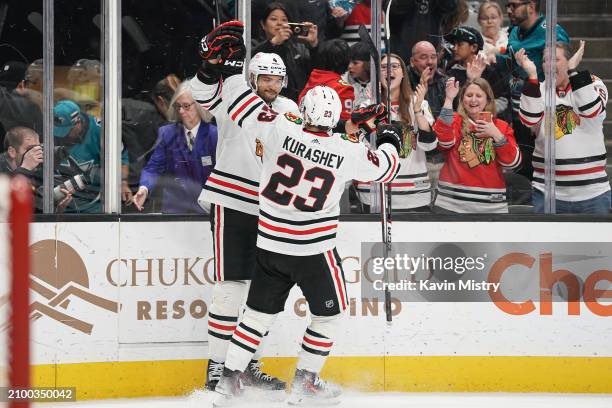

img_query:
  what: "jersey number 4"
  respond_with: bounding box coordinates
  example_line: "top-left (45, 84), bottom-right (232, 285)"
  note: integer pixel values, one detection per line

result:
top-left (262, 154), bottom-right (334, 212)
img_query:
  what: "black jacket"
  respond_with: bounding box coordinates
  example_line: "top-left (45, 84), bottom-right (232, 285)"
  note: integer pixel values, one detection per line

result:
top-left (407, 66), bottom-right (447, 119)
top-left (252, 39), bottom-right (317, 102)
top-left (0, 87), bottom-right (43, 147)
top-left (389, 0), bottom-right (458, 64)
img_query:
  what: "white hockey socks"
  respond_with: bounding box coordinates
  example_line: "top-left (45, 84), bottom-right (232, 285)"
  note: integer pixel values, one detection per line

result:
top-left (224, 307), bottom-right (277, 372)
top-left (297, 314), bottom-right (340, 374)
top-left (252, 329), bottom-right (269, 361)
top-left (207, 281), bottom-right (247, 363)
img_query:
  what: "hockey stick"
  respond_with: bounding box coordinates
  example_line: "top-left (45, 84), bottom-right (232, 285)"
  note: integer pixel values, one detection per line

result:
top-left (358, 0), bottom-right (394, 324)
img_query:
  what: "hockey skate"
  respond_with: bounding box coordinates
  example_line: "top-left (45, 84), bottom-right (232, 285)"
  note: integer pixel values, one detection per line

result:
top-left (205, 359), bottom-right (224, 391)
top-left (212, 368), bottom-right (244, 407)
top-left (242, 360), bottom-right (286, 391)
top-left (240, 359), bottom-right (287, 402)
top-left (288, 369), bottom-right (341, 406)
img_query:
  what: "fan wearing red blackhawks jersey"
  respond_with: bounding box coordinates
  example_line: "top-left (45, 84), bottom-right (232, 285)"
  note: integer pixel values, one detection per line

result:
top-left (190, 21), bottom-right (402, 407)
top-left (193, 20), bottom-right (298, 394)
top-left (516, 43), bottom-right (611, 213)
top-left (433, 76), bottom-right (521, 214)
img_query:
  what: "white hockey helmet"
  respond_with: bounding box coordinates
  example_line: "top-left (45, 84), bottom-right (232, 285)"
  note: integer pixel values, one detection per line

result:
top-left (299, 86), bottom-right (342, 129)
top-left (248, 52), bottom-right (287, 91)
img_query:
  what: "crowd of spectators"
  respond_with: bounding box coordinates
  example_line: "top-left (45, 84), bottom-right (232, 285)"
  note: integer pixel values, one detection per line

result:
top-left (0, 0), bottom-right (610, 214)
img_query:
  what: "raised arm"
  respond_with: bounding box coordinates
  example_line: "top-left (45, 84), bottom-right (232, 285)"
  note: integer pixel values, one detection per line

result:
top-left (433, 77), bottom-right (460, 150)
top-left (515, 48), bottom-right (543, 128)
top-left (190, 21), bottom-right (279, 138)
top-left (568, 41), bottom-right (607, 121)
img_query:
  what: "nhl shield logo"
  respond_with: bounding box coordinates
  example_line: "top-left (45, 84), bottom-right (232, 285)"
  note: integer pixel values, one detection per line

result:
top-left (325, 300), bottom-right (335, 308)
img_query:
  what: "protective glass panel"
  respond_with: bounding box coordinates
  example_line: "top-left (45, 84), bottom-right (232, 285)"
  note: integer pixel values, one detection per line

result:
top-left (53, 0), bottom-right (104, 214)
top-left (120, 0), bottom-right (219, 214)
top-left (0, 1), bottom-right (46, 212)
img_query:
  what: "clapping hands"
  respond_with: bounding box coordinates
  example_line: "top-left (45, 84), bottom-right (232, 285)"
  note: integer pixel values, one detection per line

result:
top-left (514, 48), bottom-right (538, 80)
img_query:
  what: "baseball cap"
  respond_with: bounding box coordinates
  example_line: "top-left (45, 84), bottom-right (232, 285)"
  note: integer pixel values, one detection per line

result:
top-left (0, 61), bottom-right (26, 90)
top-left (53, 100), bottom-right (81, 138)
top-left (444, 26), bottom-right (484, 51)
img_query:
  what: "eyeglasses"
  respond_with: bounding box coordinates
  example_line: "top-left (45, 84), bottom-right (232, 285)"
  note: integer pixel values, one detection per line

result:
top-left (381, 63), bottom-right (402, 71)
top-left (479, 15), bottom-right (500, 22)
top-left (505, 1), bottom-right (531, 11)
top-left (173, 102), bottom-right (195, 111)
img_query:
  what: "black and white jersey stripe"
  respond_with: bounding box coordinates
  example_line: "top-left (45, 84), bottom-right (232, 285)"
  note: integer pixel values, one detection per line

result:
top-left (257, 210), bottom-right (339, 255)
top-left (436, 181), bottom-right (507, 213)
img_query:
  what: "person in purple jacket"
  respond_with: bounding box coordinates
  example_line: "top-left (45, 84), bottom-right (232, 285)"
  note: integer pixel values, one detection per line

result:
top-left (133, 81), bottom-right (217, 214)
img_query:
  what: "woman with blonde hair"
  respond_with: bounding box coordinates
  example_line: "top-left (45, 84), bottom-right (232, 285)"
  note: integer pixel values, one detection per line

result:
top-left (354, 53), bottom-right (437, 212)
top-left (433, 77), bottom-right (521, 213)
top-left (478, 1), bottom-right (509, 62)
top-left (133, 81), bottom-right (217, 213)
top-left (150, 73), bottom-right (182, 121)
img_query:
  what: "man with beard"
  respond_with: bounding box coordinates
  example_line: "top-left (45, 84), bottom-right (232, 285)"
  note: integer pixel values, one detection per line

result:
top-left (197, 52), bottom-right (297, 393)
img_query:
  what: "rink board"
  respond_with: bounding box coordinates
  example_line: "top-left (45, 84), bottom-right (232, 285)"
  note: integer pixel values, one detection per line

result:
top-left (21, 221), bottom-right (612, 399)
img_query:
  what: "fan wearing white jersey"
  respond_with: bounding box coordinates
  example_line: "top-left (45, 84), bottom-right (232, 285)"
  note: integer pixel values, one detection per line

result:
top-left (516, 42), bottom-right (611, 213)
top-left (190, 21), bottom-right (402, 407)
top-left (195, 24), bottom-right (298, 392)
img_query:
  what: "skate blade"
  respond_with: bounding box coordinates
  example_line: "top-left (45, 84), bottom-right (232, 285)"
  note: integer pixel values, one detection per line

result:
top-left (287, 394), bottom-right (340, 406)
top-left (243, 386), bottom-right (287, 402)
top-left (212, 393), bottom-right (235, 408)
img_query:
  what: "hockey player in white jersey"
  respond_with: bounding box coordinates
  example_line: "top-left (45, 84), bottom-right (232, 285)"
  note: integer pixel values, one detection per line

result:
top-left (191, 21), bottom-right (402, 406)
top-left (195, 21), bottom-right (298, 392)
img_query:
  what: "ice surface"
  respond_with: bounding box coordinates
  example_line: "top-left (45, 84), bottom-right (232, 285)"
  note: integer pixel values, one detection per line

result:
top-left (34, 390), bottom-right (612, 408)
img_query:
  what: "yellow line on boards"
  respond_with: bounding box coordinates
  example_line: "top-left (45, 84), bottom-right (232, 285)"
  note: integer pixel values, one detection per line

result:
top-left (31, 356), bottom-right (612, 400)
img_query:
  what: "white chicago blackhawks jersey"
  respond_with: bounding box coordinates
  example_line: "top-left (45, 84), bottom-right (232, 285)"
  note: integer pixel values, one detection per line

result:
top-left (519, 74), bottom-right (611, 201)
top-left (191, 78), bottom-right (298, 215)
top-left (354, 99), bottom-right (437, 210)
top-left (191, 74), bottom-right (400, 256)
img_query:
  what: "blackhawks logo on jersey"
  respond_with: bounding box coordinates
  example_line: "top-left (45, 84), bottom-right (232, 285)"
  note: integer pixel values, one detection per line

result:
top-left (555, 104), bottom-right (580, 139)
top-left (284, 112), bottom-right (303, 125)
top-left (459, 133), bottom-right (495, 168)
top-left (338, 79), bottom-right (351, 87)
top-left (399, 125), bottom-right (418, 158)
top-left (341, 133), bottom-right (359, 143)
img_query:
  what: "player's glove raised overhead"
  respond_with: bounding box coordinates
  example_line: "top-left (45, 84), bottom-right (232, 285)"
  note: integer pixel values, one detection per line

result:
top-left (199, 20), bottom-right (244, 60)
top-left (350, 103), bottom-right (388, 133)
top-left (376, 123), bottom-right (403, 154)
top-left (197, 20), bottom-right (246, 83)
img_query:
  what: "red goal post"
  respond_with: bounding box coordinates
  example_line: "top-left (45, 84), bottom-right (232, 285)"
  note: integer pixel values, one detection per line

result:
top-left (1, 175), bottom-right (32, 408)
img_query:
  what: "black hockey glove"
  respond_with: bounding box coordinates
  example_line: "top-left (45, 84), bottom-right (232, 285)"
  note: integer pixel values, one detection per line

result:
top-left (197, 20), bottom-right (246, 82)
top-left (376, 123), bottom-right (403, 154)
top-left (199, 20), bottom-right (244, 60)
top-left (351, 103), bottom-right (388, 133)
